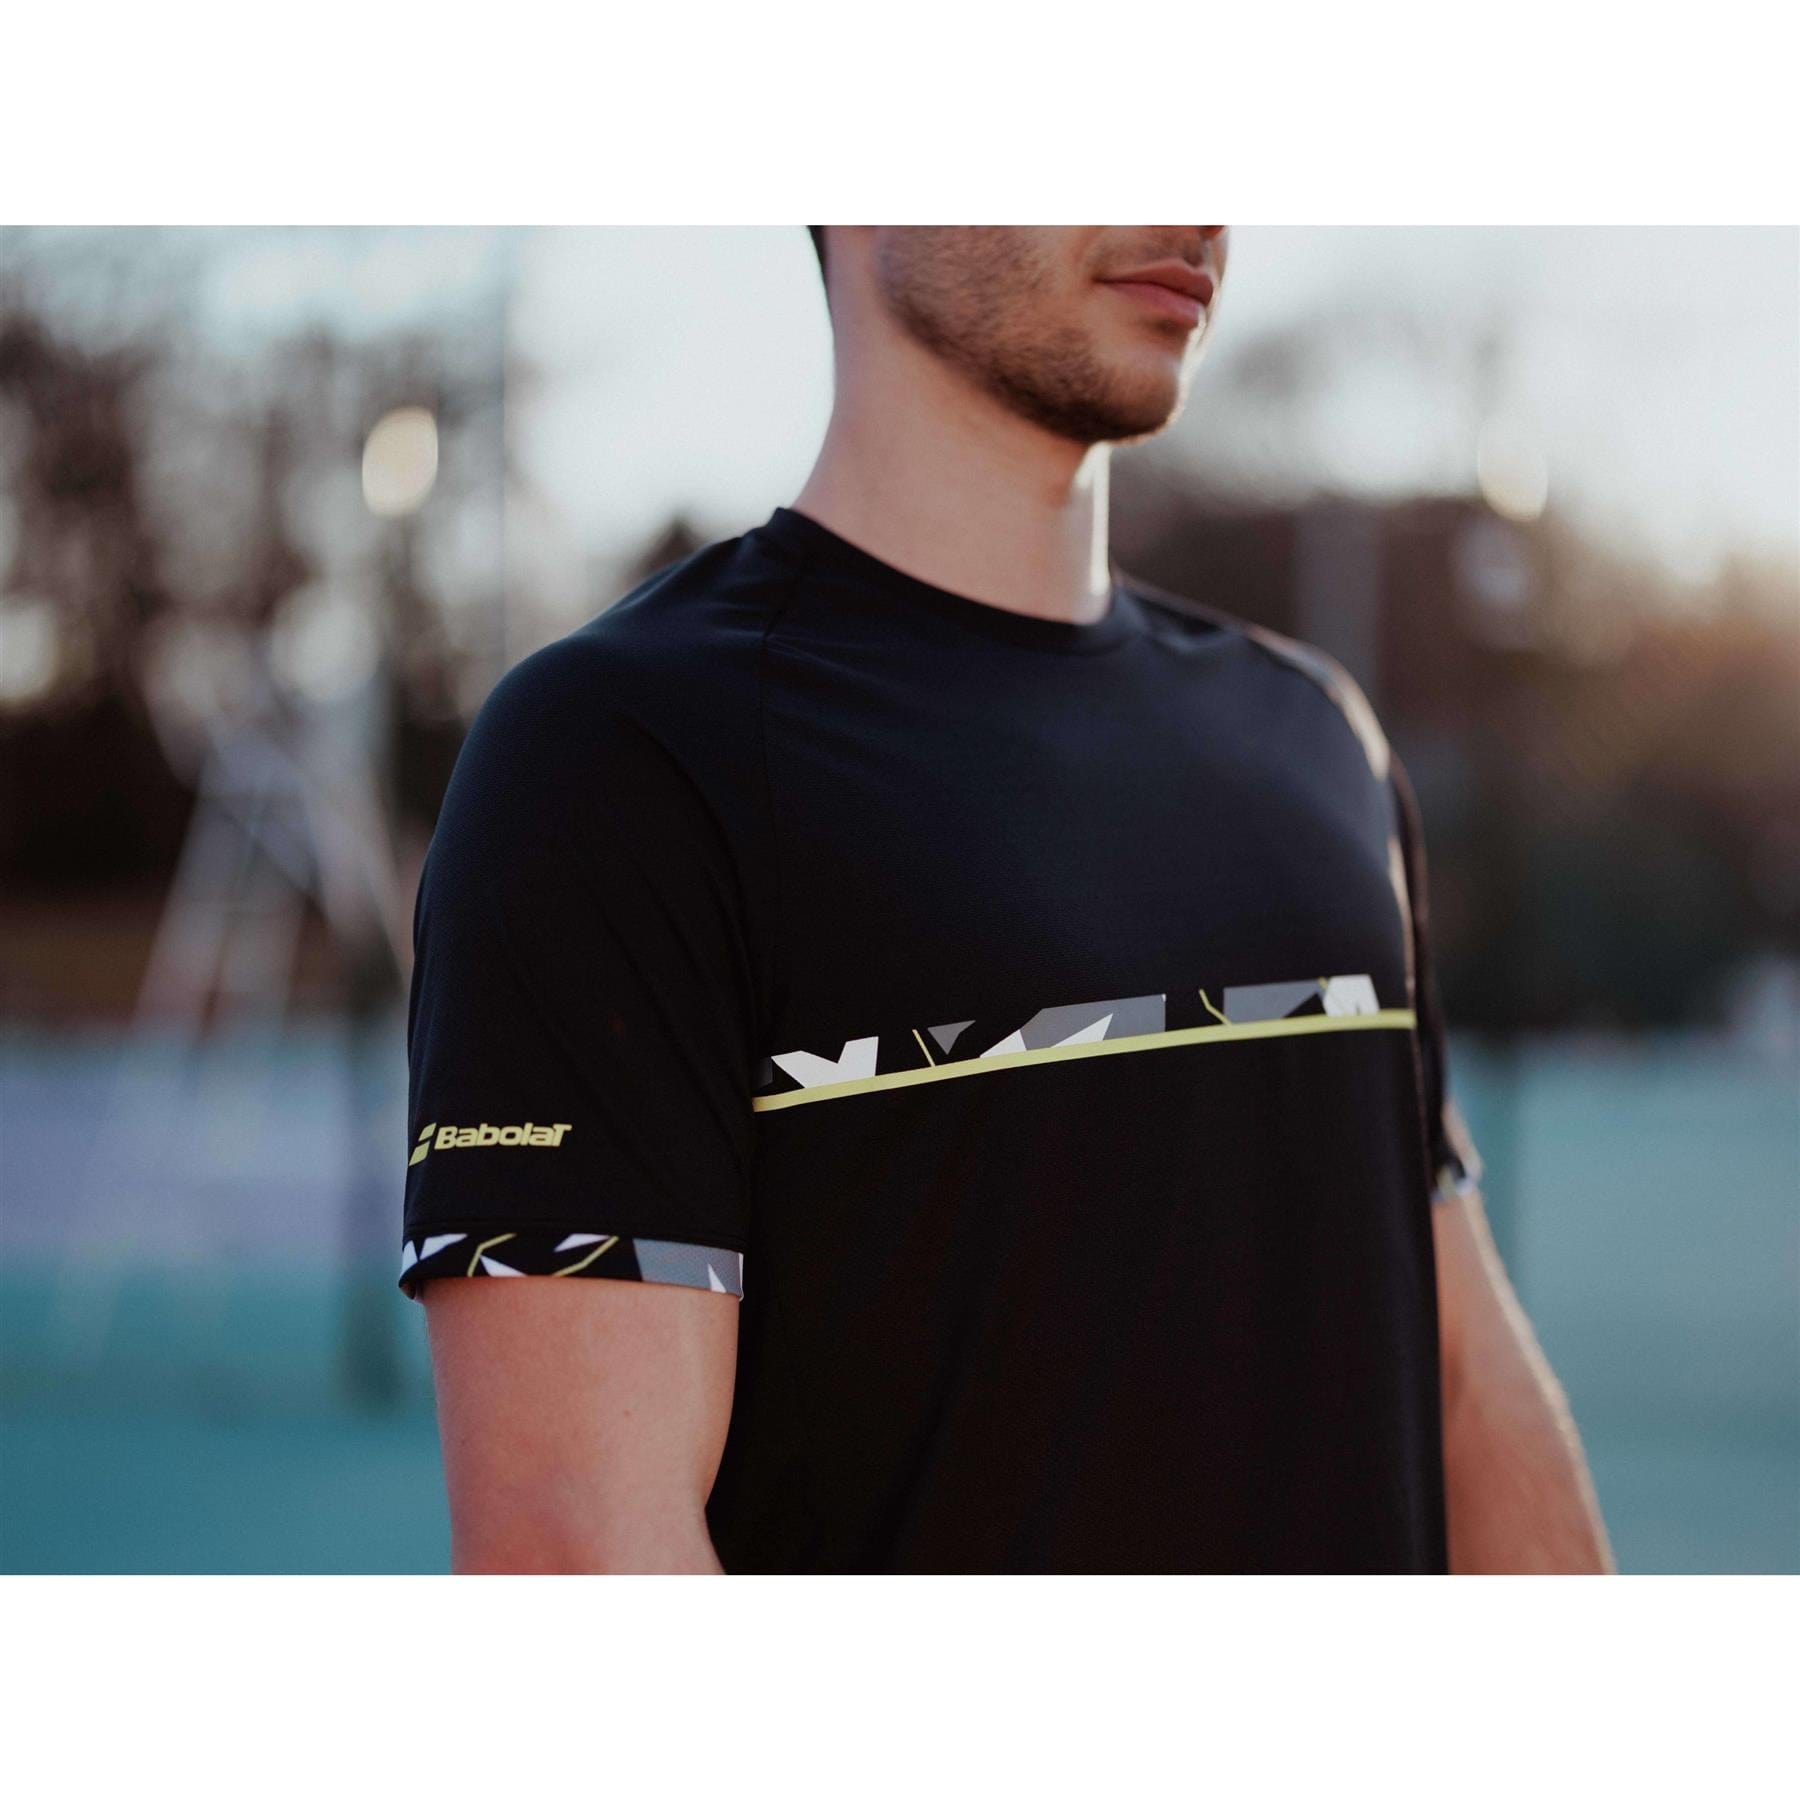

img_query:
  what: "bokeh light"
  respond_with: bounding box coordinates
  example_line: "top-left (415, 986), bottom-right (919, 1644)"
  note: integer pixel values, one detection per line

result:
top-left (267, 580), bottom-right (382, 706)
top-left (1476, 416), bottom-right (1551, 522)
top-left (0, 595), bottom-right (60, 708)
top-left (361, 406), bottom-right (439, 518)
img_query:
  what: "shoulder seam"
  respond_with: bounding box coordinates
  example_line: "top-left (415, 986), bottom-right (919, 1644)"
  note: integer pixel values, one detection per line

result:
top-left (1240, 622), bottom-right (1392, 785)
top-left (1119, 568), bottom-right (1391, 783)
top-left (1116, 569), bottom-right (1247, 637)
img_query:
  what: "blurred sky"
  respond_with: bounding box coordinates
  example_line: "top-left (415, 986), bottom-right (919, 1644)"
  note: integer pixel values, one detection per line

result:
top-left (509, 227), bottom-right (1799, 588)
top-left (24, 225), bottom-right (1800, 589)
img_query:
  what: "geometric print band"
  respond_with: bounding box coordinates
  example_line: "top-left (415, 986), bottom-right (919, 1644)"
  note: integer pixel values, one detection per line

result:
top-left (401, 973), bottom-right (1422, 1299)
top-left (398, 1230), bottom-right (745, 1302)
top-left (753, 972), bottom-right (1414, 1113)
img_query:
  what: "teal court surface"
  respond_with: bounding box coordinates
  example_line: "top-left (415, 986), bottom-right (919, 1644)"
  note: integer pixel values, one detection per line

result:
top-left (3, 1029), bottom-right (1795, 1573)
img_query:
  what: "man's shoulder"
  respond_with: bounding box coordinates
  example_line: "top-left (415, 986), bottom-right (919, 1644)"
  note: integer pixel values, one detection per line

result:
top-left (477, 526), bottom-right (794, 734)
top-left (596, 525), bottom-right (802, 650)
top-left (1123, 572), bottom-right (1391, 782)
top-left (558, 527), bottom-right (795, 685)
top-left (447, 527), bottom-right (799, 827)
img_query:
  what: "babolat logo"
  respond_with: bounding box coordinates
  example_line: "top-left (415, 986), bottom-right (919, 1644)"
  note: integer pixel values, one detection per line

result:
top-left (409, 1121), bottom-right (572, 1166)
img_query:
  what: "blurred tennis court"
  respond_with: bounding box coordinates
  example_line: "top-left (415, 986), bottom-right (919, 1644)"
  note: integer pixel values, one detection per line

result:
top-left (2, 1024), bottom-right (1793, 1573)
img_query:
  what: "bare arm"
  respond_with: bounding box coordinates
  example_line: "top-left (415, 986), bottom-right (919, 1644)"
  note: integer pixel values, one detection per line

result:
top-left (425, 1278), bottom-right (739, 1573)
top-left (1435, 1189), bottom-right (1615, 1573)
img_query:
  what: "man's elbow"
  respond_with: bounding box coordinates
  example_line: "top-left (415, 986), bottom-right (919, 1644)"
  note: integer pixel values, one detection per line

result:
top-left (450, 1513), bottom-right (724, 1575)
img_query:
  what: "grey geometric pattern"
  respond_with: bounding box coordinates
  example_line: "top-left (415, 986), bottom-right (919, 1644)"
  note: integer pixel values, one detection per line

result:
top-left (1011, 992), bottom-right (1166, 1052)
top-left (633, 1238), bottom-right (745, 1296)
top-left (1221, 980), bottom-right (1322, 1023)
top-left (397, 1230), bottom-right (744, 1301)
top-left (756, 972), bottom-right (1392, 1100)
top-left (974, 992), bottom-right (1166, 1059)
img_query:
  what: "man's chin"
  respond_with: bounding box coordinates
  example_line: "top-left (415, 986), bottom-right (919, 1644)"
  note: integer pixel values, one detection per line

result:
top-left (1087, 384), bottom-right (1186, 445)
top-left (1036, 399), bottom-right (1182, 448)
top-left (1073, 353), bottom-right (1187, 442)
top-left (983, 349), bottom-right (1185, 448)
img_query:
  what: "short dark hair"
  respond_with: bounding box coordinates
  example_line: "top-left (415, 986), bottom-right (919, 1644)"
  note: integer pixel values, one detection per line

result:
top-left (807, 225), bottom-right (827, 279)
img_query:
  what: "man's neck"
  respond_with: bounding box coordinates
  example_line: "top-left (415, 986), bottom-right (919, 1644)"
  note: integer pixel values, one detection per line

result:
top-left (791, 331), bottom-right (1114, 625)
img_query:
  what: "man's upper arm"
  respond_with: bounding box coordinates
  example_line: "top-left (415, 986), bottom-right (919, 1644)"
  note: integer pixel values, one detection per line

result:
top-left (399, 635), bottom-right (761, 1569)
top-left (426, 1276), bottom-right (737, 1572)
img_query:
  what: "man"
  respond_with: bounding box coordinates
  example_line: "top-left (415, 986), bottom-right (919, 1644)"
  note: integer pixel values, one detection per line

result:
top-left (402, 226), bottom-right (1613, 1574)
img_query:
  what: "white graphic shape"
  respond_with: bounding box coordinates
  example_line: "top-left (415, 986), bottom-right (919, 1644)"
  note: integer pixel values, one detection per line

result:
top-left (1052, 1012), bottom-right (1113, 1048)
top-left (773, 1037), bottom-right (880, 1088)
top-left (1321, 975), bottom-right (1380, 1017)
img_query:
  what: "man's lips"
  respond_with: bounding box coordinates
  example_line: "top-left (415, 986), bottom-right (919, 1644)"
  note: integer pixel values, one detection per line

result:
top-left (1097, 260), bottom-right (1216, 328)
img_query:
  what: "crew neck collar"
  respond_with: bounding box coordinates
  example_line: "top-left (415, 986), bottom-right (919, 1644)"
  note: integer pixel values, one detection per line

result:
top-left (760, 505), bottom-right (1141, 655)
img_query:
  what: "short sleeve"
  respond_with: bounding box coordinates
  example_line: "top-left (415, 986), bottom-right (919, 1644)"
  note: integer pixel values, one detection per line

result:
top-left (398, 638), bottom-right (757, 1301)
top-left (1389, 753), bottom-right (1484, 1206)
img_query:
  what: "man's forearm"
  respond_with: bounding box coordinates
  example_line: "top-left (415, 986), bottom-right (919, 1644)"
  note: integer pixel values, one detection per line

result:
top-left (1437, 1195), bottom-right (1615, 1573)
top-left (1443, 1342), bottom-right (1614, 1572)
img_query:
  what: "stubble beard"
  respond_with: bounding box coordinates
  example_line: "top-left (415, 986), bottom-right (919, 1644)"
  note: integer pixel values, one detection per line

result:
top-left (875, 231), bottom-right (1186, 447)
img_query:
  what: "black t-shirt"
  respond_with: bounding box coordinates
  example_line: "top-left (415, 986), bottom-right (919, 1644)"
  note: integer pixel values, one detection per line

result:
top-left (401, 504), bottom-right (1483, 1573)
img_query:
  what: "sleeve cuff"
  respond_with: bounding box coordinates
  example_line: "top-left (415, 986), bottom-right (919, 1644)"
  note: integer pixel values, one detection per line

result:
top-left (398, 1229), bottom-right (744, 1302)
top-left (1430, 1094), bottom-right (1485, 1205)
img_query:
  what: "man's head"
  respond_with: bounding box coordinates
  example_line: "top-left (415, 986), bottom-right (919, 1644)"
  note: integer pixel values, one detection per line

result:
top-left (811, 226), bottom-right (1229, 446)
